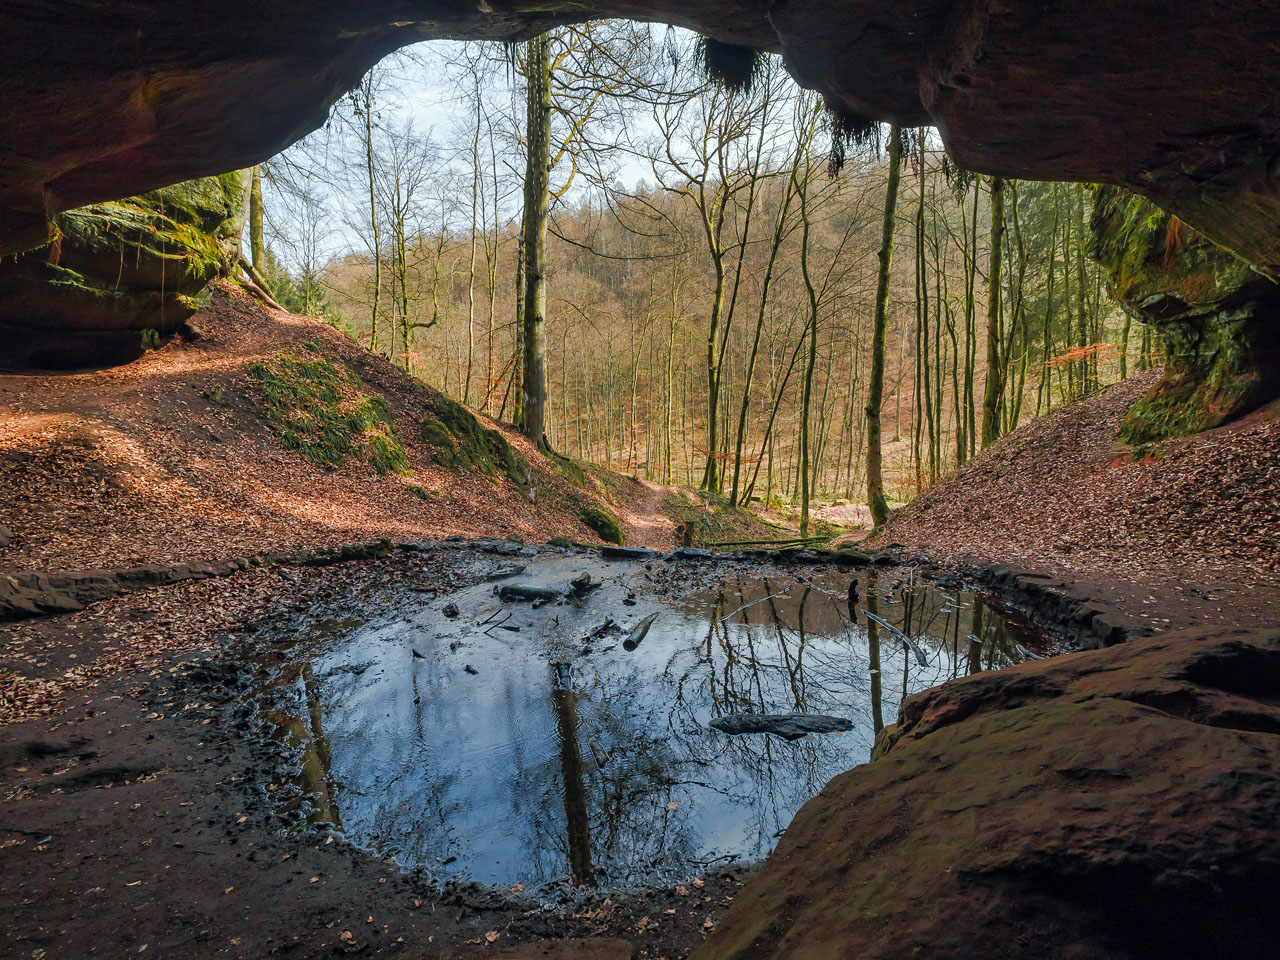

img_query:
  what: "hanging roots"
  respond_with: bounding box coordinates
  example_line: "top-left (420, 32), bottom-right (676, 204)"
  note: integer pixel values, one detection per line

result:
top-left (695, 38), bottom-right (764, 94)
top-left (943, 154), bottom-right (979, 200)
top-left (826, 108), bottom-right (882, 177)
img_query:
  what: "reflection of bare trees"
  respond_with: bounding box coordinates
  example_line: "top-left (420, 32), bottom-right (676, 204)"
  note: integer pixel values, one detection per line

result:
top-left (265, 562), bottom-right (1051, 887)
top-left (865, 581), bottom-right (884, 735)
top-left (266, 662), bottom-right (342, 828)
top-left (550, 670), bottom-right (594, 887)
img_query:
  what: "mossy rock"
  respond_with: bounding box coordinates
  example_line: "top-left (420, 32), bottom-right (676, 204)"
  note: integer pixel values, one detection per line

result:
top-left (420, 419), bottom-right (457, 467)
top-left (419, 396), bottom-right (529, 491)
top-left (1091, 185), bottom-right (1280, 442)
top-left (249, 348), bottom-right (407, 475)
top-left (546, 449), bottom-right (587, 487)
top-left (581, 507), bottom-right (625, 546)
top-left (0, 172), bottom-right (248, 368)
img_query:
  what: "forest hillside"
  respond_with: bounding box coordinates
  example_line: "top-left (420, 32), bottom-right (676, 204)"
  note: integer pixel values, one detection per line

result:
top-left (0, 282), bottom-right (768, 573)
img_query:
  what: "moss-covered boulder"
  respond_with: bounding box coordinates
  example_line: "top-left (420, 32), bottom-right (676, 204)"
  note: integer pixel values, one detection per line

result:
top-left (1090, 185), bottom-right (1280, 444)
top-left (419, 396), bottom-right (529, 491)
top-left (0, 172), bottom-right (248, 369)
top-left (581, 507), bottom-right (625, 545)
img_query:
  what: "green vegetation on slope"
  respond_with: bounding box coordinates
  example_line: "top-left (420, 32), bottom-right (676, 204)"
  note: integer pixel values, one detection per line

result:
top-left (248, 343), bottom-right (407, 475)
top-left (420, 395), bottom-right (529, 490)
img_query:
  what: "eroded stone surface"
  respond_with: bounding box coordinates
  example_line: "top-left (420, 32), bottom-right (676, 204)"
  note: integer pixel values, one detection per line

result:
top-left (0, 2), bottom-right (1279, 278)
top-left (0, 174), bottom-right (247, 368)
top-left (1091, 185), bottom-right (1280, 442)
top-left (696, 627), bottom-right (1280, 960)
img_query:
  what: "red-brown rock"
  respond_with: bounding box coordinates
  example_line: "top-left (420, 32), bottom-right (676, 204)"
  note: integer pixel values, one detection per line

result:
top-left (695, 627), bottom-right (1280, 959)
top-left (0, 2), bottom-right (1279, 276)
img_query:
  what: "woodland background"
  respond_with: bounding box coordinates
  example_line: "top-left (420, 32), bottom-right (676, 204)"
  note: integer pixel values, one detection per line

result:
top-left (256, 26), bottom-right (1151, 517)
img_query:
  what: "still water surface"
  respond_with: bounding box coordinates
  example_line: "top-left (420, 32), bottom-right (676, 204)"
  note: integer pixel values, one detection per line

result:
top-left (263, 554), bottom-right (1058, 888)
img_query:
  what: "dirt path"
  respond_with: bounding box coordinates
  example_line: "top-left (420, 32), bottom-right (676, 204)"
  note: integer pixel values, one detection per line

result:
top-left (611, 478), bottom-right (679, 549)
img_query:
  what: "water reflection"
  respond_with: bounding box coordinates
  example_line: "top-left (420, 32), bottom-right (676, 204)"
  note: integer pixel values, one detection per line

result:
top-left (261, 557), bottom-right (1057, 888)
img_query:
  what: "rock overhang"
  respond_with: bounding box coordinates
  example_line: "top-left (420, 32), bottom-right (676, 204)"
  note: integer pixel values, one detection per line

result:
top-left (0, 0), bottom-right (1278, 273)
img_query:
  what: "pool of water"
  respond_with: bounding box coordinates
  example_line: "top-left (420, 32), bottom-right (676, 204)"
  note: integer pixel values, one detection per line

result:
top-left (260, 552), bottom-right (1060, 890)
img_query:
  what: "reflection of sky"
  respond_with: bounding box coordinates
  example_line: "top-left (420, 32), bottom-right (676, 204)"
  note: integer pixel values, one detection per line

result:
top-left (269, 557), bottom-right (1052, 887)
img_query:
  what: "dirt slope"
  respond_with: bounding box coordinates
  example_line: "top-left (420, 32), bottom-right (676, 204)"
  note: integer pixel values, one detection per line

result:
top-left (0, 283), bottom-right (670, 572)
top-left (870, 370), bottom-right (1280, 629)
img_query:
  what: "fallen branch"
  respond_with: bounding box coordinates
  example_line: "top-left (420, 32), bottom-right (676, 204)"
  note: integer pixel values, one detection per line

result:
top-left (237, 255), bottom-right (286, 312)
top-left (704, 536), bottom-right (829, 548)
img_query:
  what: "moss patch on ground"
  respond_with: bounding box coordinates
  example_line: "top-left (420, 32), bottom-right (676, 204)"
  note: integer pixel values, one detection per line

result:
top-left (580, 506), bottom-right (625, 545)
top-left (663, 489), bottom-right (788, 548)
top-left (546, 449), bottom-right (587, 487)
top-left (248, 346), bottom-right (408, 475)
top-left (419, 396), bottom-right (530, 491)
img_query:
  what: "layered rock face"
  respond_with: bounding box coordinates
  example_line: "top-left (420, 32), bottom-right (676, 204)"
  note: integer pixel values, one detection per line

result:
top-left (694, 627), bottom-right (1280, 960)
top-left (0, 1), bottom-right (1278, 277)
top-left (1091, 186), bottom-right (1280, 443)
top-left (0, 174), bottom-right (247, 369)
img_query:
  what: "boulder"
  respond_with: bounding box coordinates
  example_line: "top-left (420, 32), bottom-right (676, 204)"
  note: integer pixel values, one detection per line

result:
top-left (1091, 185), bottom-right (1280, 442)
top-left (695, 627), bottom-right (1280, 960)
top-left (581, 508), bottom-right (626, 546)
top-left (0, 173), bottom-right (248, 369)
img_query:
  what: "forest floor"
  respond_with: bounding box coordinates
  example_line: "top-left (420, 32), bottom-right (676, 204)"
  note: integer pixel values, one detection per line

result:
top-left (4, 290), bottom-right (1279, 959)
top-left (0, 282), bottom-right (689, 574)
top-left (869, 368), bottom-right (1280, 632)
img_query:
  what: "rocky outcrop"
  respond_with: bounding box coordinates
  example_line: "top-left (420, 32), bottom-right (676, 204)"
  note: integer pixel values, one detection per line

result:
top-left (0, 174), bottom-right (247, 368)
top-left (0, 2), bottom-right (1279, 279)
top-left (1091, 186), bottom-right (1280, 443)
top-left (696, 626), bottom-right (1280, 960)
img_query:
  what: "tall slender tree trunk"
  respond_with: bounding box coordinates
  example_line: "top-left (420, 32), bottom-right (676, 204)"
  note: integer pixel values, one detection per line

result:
top-left (249, 166), bottom-right (265, 271)
top-left (980, 176), bottom-right (1006, 448)
top-left (866, 126), bottom-right (903, 532)
top-left (1074, 184), bottom-right (1088, 396)
top-left (966, 185), bottom-right (979, 459)
top-left (520, 31), bottom-right (552, 445)
top-left (797, 164), bottom-right (819, 538)
top-left (463, 83), bottom-right (481, 407)
top-left (360, 77), bottom-right (382, 354)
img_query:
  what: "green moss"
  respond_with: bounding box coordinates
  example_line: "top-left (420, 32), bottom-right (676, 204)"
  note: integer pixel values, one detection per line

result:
top-left (548, 535), bottom-right (576, 548)
top-left (249, 349), bottom-right (407, 475)
top-left (406, 483), bottom-right (431, 501)
top-left (546, 449), bottom-right (587, 487)
top-left (418, 396), bottom-right (529, 490)
top-left (1092, 185), bottom-right (1280, 442)
top-left (581, 507), bottom-right (625, 545)
top-left (419, 418), bottom-right (458, 467)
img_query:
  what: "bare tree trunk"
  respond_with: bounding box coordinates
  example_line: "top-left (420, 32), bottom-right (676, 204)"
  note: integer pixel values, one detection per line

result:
top-left (463, 79), bottom-right (481, 406)
top-left (866, 126), bottom-right (903, 532)
top-left (360, 75), bottom-right (382, 353)
top-left (519, 32), bottom-right (552, 445)
top-left (980, 176), bottom-right (1005, 448)
top-left (249, 166), bottom-right (265, 271)
top-left (797, 160), bottom-right (819, 538)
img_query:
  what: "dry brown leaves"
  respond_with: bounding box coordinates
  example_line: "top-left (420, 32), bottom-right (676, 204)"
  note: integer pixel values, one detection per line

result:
top-left (881, 369), bottom-right (1280, 589)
